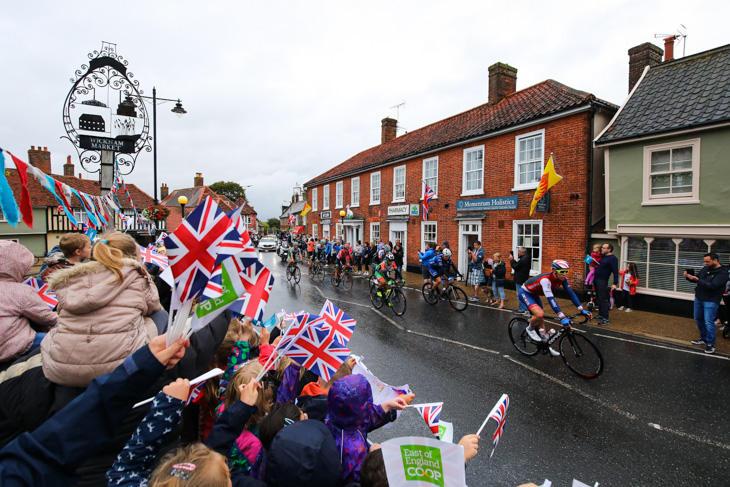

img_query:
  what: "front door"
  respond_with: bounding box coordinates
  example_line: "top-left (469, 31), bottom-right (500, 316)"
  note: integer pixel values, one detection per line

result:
top-left (389, 222), bottom-right (407, 268)
top-left (458, 222), bottom-right (482, 272)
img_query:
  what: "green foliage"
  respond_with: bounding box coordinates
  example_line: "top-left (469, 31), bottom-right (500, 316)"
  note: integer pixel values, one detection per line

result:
top-left (209, 181), bottom-right (247, 203)
top-left (267, 217), bottom-right (281, 229)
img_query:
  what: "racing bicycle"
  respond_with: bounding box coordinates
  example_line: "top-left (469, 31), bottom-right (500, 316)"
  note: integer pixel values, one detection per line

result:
top-left (309, 259), bottom-right (325, 282)
top-left (285, 261), bottom-right (301, 283)
top-left (331, 265), bottom-right (353, 290)
top-left (422, 277), bottom-right (468, 311)
top-left (370, 279), bottom-right (407, 316)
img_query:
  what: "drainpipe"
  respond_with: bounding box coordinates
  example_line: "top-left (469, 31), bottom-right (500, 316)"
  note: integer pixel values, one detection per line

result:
top-left (585, 103), bottom-right (595, 292)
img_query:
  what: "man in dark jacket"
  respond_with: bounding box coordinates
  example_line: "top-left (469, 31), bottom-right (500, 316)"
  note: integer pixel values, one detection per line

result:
top-left (685, 252), bottom-right (729, 354)
top-left (594, 243), bottom-right (619, 325)
top-left (510, 247), bottom-right (532, 312)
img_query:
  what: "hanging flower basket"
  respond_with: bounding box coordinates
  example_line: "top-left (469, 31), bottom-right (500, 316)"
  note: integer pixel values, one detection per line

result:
top-left (142, 205), bottom-right (171, 221)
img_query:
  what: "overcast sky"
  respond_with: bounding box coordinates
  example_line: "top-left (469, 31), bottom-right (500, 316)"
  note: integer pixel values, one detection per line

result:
top-left (2, 1), bottom-right (728, 221)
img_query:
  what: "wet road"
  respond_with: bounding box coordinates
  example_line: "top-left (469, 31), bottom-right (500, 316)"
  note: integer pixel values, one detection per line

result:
top-left (257, 251), bottom-right (730, 486)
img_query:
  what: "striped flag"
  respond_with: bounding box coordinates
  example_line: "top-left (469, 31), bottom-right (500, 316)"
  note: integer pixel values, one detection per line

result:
top-left (282, 321), bottom-right (351, 382)
top-left (139, 245), bottom-right (169, 270)
top-left (485, 394), bottom-right (509, 457)
top-left (414, 402), bottom-right (443, 438)
top-left (319, 300), bottom-right (356, 347)
top-left (23, 277), bottom-right (58, 309)
top-left (423, 184), bottom-right (435, 221)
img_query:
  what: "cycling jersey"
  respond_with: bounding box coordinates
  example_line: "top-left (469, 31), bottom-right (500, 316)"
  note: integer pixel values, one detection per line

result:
top-left (287, 248), bottom-right (301, 261)
top-left (336, 249), bottom-right (352, 268)
top-left (375, 261), bottom-right (396, 279)
top-left (428, 255), bottom-right (459, 276)
top-left (519, 272), bottom-right (583, 319)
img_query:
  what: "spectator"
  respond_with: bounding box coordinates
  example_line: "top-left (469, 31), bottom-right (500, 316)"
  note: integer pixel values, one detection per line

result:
top-left (618, 262), bottom-right (640, 312)
top-left (393, 239), bottom-right (404, 282)
top-left (40, 233), bottom-right (91, 282)
top-left (685, 252), bottom-right (729, 354)
top-left (510, 247), bottom-right (531, 313)
top-left (418, 243), bottom-right (437, 285)
top-left (594, 243), bottom-right (619, 326)
top-left (354, 240), bottom-right (364, 274)
top-left (491, 252), bottom-right (506, 308)
top-left (362, 242), bottom-right (371, 276)
top-left (468, 241), bottom-right (485, 302)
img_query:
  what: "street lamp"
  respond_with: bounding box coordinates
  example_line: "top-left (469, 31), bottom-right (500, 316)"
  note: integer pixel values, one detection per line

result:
top-left (139, 87), bottom-right (187, 203)
top-left (178, 195), bottom-right (188, 220)
top-left (339, 210), bottom-right (346, 241)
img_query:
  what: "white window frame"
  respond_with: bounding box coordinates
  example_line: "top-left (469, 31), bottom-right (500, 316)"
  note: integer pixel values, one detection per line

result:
top-left (0, 208), bottom-right (6, 222)
top-left (370, 172), bottom-right (381, 205)
top-left (512, 220), bottom-right (543, 276)
top-left (421, 221), bottom-right (438, 253)
top-left (513, 129), bottom-right (545, 191)
top-left (370, 222), bottom-right (380, 242)
top-left (312, 187), bottom-right (318, 212)
top-left (422, 156), bottom-right (439, 199)
top-left (312, 225), bottom-right (318, 239)
top-left (73, 209), bottom-right (89, 224)
top-left (392, 165), bottom-right (406, 203)
top-left (335, 181), bottom-right (344, 209)
top-left (323, 185), bottom-right (330, 210)
top-left (322, 224), bottom-right (330, 239)
top-left (351, 177), bottom-right (360, 207)
top-left (642, 138), bottom-right (700, 206)
top-left (462, 145), bottom-right (484, 196)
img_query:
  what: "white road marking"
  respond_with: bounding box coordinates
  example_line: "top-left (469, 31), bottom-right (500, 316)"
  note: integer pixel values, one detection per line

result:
top-left (372, 308), bottom-right (406, 330)
top-left (592, 334), bottom-right (730, 361)
top-left (406, 330), bottom-right (500, 354)
top-left (647, 423), bottom-right (730, 451)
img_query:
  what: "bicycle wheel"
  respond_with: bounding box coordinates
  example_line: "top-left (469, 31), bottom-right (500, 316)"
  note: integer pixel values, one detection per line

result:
top-left (448, 286), bottom-right (468, 311)
top-left (559, 332), bottom-right (604, 379)
top-left (390, 288), bottom-right (407, 316)
top-left (286, 266), bottom-right (293, 281)
top-left (422, 283), bottom-right (439, 305)
top-left (370, 283), bottom-right (384, 309)
top-left (508, 317), bottom-right (539, 356)
top-left (316, 265), bottom-right (325, 282)
top-left (342, 272), bottom-right (353, 291)
top-left (293, 266), bottom-right (301, 283)
top-left (369, 274), bottom-right (379, 289)
top-left (331, 274), bottom-right (339, 287)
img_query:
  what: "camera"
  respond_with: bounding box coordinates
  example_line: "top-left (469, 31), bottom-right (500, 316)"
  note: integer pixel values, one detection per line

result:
top-left (685, 268), bottom-right (695, 276)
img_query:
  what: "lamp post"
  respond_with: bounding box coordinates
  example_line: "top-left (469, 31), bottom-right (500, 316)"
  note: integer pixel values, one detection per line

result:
top-left (339, 210), bottom-right (346, 242)
top-left (139, 87), bottom-right (187, 203)
top-left (178, 195), bottom-right (188, 222)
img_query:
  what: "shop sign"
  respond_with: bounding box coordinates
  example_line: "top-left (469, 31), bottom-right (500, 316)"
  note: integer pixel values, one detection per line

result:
top-left (456, 196), bottom-right (518, 212)
top-left (321, 219), bottom-right (331, 225)
top-left (535, 191), bottom-right (550, 213)
top-left (388, 205), bottom-right (410, 216)
top-left (410, 204), bottom-right (420, 216)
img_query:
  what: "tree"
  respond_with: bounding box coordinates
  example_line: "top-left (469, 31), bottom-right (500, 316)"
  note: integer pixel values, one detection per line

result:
top-left (267, 217), bottom-right (281, 231)
top-left (209, 181), bottom-right (247, 203)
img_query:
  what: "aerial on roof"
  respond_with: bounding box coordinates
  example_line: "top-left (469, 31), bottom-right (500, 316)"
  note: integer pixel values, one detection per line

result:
top-left (306, 79), bottom-right (616, 186)
top-left (596, 43), bottom-right (730, 145)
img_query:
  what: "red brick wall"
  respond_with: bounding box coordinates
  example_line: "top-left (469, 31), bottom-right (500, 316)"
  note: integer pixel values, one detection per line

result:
top-left (306, 112), bottom-right (592, 288)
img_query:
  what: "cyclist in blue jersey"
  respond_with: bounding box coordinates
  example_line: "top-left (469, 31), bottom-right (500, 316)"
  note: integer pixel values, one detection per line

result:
top-left (517, 259), bottom-right (592, 356)
top-left (427, 248), bottom-right (463, 297)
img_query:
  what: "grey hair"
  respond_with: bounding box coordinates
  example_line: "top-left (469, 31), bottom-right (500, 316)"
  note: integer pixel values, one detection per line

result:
top-left (517, 247), bottom-right (526, 253)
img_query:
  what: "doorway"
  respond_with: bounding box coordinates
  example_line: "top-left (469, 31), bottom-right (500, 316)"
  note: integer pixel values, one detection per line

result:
top-left (389, 222), bottom-right (407, 268)
top-left (458, 221), bottom-right (482, 272)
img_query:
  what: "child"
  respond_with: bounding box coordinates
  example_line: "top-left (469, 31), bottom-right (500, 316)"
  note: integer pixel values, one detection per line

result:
top-left (618, 262), bottom-right (640, 312)
top-left (481, 257), bottom-right (494, 302)
top-left (40, 232), bottom-right (91, 282)
top-left (585, 244), bottom-right (602, 285)
top-left (0, 241), bottom-right (58, 365)
top-left (491, 253), bottom-right (506, 308)
top-left (41, 232), bottom-right (162, 387)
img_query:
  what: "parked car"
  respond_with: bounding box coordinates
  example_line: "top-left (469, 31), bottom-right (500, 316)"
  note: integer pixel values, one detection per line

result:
top-left (258, 237), bottom-right (277, 252)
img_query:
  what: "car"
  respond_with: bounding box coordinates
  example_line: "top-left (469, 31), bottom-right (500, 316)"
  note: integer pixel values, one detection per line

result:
top-left (258, 237), bottom-right (277, 252)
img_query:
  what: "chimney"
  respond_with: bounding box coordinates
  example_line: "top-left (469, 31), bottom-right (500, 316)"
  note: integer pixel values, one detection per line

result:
top-left (381, 118), bottom-right (397, 144)
top-left (488, 62), bottom-right (518, 106)
top-left (63, 155), bottom-right (74, 176)
top-left (194, 172), bottom-right (204, 187)
top-left (160, 183), bottom-right (169, 200)
top-left (628, 42), bottom-right (663, 93)
top-left (663, 36), bottom-right (676, 62)
top-left (28, 146), bottom-right (52, 174)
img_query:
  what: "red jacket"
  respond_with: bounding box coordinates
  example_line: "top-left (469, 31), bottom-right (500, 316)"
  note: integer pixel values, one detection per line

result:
top-left (619, 270), bottom-right (639, 295)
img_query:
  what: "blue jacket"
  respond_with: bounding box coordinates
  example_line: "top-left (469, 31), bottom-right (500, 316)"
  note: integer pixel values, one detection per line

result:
top-left (419, 248), bottom-right (435, 266)
top-left (594, 253), bottom-right (619, 285)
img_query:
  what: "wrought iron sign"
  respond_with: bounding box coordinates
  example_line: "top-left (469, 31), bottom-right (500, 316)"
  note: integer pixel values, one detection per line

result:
top-left (61, 42), bottom-right (151, 175)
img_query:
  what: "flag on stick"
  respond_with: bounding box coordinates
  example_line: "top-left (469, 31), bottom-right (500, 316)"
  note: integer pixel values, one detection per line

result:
top-left (319, 300), bottom-right (356, 346)
top-left (529, 156), bottom-right (562, 215)
top-left (139, 245), bottom-right (169, 270)
top-left (412, 402), bottom-right (443, 438)
top-left (422, 184), bottom-right (435, 221)
top-left (476, 393), bottom-right (510, 457)
top-left (282, 323), bottom-right (351, 382)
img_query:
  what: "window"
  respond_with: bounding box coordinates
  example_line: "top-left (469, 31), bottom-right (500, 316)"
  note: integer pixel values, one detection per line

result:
top-left (351, 177), bottom-right (360, 207)
top-left (312, 225), bottom-right (318, 239)
top-left (421, 222), bottom-right (437, 252)
top-left (370, 172), bottom-right (381, 204)
top-left (323, 185), bottom-right (330, 210)
top-left (370, 222), bottom-right (380, 242)
top-left (513, 220), bottom-right (542, 275)
top-left (514, 130), bottom-right (544, 190)
top-left (393, 165), bottom-right (406, 202)
top-left (73, 209), bottom-right (89, 224)
top-left (246, 216), bottom-right (252, 225)
top-left (336, 223), bottom-right (343, 239)
top-left (312, 188), bottom-right (318, 211)
top-left (462, 146), bottom-right (484, 195)
top-left (643, 139), bottom-right (700, 205)
top-left (335, 181), bottom-right (343, 209)
top-left (423, 157), bottom-right (438, 197)
top-left (0, 209), bottom-right (5, 222)
top-left (322, 224), bottom-right (330, 239)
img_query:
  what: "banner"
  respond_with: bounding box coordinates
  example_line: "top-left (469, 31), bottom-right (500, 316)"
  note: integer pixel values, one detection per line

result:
top-left (382, 436), bottom-right (465, 487)
top-left (352, 355), bottom-right (412, 427)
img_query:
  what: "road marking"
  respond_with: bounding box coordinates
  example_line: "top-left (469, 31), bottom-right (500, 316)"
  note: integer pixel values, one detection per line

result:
top-left (648, 423), bottom-right (730, 451)
top-left (407, 330), bottom-right (500, 354)
top-left (592, 334), bottom-right (730, 361)
top-left (372, 308), bottom-right (406, 330)
top-left (502, 355), bottom-right (637, 420)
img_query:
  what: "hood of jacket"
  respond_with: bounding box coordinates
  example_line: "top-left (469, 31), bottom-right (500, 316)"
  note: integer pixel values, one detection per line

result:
top-left (326, 373), bottom-right (374, 430)
top-left (0, 240), bottom-right (33, 283)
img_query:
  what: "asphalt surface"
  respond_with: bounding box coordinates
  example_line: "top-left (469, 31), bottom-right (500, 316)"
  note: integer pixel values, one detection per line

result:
top-left (257, 251), bottom-right (730, 486)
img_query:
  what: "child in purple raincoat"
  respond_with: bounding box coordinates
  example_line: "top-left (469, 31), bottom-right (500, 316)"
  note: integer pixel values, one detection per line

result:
top-left (324, 374), bottom-right (406, 484)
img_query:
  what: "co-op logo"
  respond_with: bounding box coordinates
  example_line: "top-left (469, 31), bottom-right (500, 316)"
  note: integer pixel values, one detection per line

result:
top-left (401, 445), bottom-right (444, 486)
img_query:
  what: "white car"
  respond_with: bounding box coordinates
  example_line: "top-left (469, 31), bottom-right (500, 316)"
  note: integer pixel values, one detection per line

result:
top-left (258, 237), bottom-right (277, 252)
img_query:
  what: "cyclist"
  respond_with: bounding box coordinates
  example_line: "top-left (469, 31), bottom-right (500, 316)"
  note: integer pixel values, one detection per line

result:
top-left (374, 252), bottom-right (398, 297)
top-left (427, 248), bottom-right (463, 297)
top-left (518, 259), bottom-right (592, 356)
top-left (287, 244), bottom-right (301, 272)
top-left (334, 242), bottom-right (353, 283)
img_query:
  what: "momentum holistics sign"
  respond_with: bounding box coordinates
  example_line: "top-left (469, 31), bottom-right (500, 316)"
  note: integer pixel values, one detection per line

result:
top-left (456, 196), bottom-right (518, 212)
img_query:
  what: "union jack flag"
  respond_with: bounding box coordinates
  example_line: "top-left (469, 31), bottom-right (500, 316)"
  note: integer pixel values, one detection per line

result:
top-left (278, 312), bottom-right (318, 351)
top-left (288, 214), bottom-right (295, 227)
top-left (227, 261), bottom-right (275, 323)
top-left (282, 322), bottom-right (351, 382)
top-left (414, 403), bottom-right (443, 437)
top-left (319, 300), bottom-right (356, 347)
top-left (423, 184), bottom-right (435, 221)
top-left (392, 387), bottom-right (409, 395)
top-left (154, 232), bottom-right (169, 245)
top-left (487, 394), bottom-right (509, 457)
top-left (23, 277), bottom-right (58, 309)
top-left (187, 382), bottom-right (206, 406)
top-left (226, 206), bottom-right (259, 267)
top-left (139, 245), bottom-right (169, 270)
top-left (164, 197), bottom-right (241, 303)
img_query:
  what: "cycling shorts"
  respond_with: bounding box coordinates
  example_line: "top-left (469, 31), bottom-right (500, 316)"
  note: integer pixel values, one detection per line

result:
top-left (428, 266), bottom-right (443, 278)
top-left (517, 287), bottom-right (543, 310)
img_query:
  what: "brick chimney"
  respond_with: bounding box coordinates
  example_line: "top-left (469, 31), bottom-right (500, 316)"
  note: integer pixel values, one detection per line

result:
top-left (488, 62), bottom-right (517, 106)
top-left (28, 146), bottom-right (52, 174)
top-left (663, 36), bottom-right (676, 62)
top-left (63, 155), bottom-right (74, 176)
top-left (194, 172), bottom-right (204, 187)
top-left (160, 183), bottom-right (169, 200)
top-left (628, 42), bottom-right (663, 93)
top-left (381, 118), bottom-right (397, 144)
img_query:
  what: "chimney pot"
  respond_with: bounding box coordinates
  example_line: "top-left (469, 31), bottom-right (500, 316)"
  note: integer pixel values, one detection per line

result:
top-left (664, 36), bottom-right (675, 62)
top-left (194, 173), bottom-right (204, 187)
top-left (63, 156), bottom-right (75, 177)
top-left (381, 118), bottom-right (398, 144)
top-left (160, 183), bottom-right (169, 200)
top-left (488, 62), bottom-right (518, 106)
top-left (628, 42), bottom-right (663, 93)
top-left (27, 145), bottom-right (52, 174)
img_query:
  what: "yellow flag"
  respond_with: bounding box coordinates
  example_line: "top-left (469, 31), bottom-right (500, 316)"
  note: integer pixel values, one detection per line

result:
top-left (529, 156), bottom-right (563, 215)
top-left (301, 203), bottom-right (312, 216)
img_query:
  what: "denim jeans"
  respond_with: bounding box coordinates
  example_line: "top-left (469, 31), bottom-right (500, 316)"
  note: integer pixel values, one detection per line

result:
top-left (30, 332), bottom-right (47, 351)
top-left (694, 299), bottom-right (720, 346)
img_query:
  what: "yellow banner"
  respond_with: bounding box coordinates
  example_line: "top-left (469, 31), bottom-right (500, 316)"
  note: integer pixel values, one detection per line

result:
top-left (301, 203), bottom-right (312, 216)
top-left (529, 156), bottom-right (563, 215)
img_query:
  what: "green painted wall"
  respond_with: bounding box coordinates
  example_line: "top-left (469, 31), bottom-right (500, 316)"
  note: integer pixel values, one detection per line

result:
top-left (608, 128), bottom-right (730, 229)
top-left (0, 208), bottom-right (48, 256)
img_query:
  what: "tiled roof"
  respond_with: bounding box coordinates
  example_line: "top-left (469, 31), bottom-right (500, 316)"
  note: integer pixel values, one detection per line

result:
top-left (239, 201), bottom-right (257, 215)
top-left (306, 79), bottom-right (614, 186)
top-left (596, 43), bottom-right (730, 144)
top-left (161, 186), bottom-right (235, 212)
top-left (280, 200), bottom-right (306, 217)
top-left (4, 168), bottom-right (153, 209)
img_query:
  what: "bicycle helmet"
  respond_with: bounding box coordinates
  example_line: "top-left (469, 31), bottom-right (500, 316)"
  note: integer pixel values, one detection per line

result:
top-left (551, 259), bottom-right (570, 270)
top-left (386, 252), bottom-right (395, 261)
top-left (442, 248), bottom-right (452, 258)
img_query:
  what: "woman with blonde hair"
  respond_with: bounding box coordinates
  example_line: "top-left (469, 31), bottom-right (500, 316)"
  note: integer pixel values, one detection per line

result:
top-left (41, 232), bottom-right (164, 387)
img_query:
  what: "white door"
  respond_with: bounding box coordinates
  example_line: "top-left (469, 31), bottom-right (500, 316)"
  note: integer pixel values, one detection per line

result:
top-left (389, 222), bottom-right (407, 267)
top-left (458, 222), bottom-right (482, 273)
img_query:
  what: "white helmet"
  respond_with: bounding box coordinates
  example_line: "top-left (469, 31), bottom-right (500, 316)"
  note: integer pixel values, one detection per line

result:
top-left (442, 248), bottom-right (452, 258)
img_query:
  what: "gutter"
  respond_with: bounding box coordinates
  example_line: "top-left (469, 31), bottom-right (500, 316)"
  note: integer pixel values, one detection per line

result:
top-left (594, 119), bottom-right (730, 147)
top-left (586, 104), bottom-right (595, 267)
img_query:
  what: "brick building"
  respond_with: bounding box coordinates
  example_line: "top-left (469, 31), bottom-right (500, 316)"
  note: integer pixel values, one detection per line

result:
top-left (304, 63), bottom-right (617, 287)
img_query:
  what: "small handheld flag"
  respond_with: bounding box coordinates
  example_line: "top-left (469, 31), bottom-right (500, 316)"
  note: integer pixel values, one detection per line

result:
top-left (412, 402), bottom-right (443, 438)
top-left (476, 393), bottom-right (510, 457)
